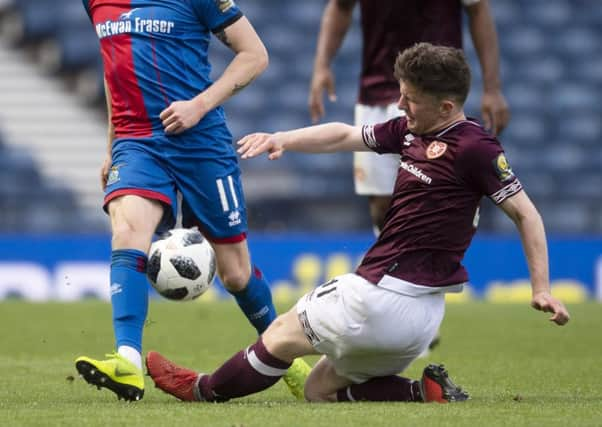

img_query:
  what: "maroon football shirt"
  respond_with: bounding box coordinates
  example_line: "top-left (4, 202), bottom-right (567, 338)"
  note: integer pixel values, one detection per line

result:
top-left (356, 117), bottom-right (523, 287)
top-left (358, 0), bottom-right (465, 105)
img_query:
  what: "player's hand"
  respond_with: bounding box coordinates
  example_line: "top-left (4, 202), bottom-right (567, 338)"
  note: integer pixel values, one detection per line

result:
top-left (531, 291), bottom-right (570, 326)
top-left (100, 154), bottom-right (111, 191)
top-left (309, 67), bottom-right (337, 123)
top-left (481, 89), bottom-right (510, 136)
top-left (237, 132), bottom-right (284, 160)
top-left (160, 99), bottom-right (206, 135)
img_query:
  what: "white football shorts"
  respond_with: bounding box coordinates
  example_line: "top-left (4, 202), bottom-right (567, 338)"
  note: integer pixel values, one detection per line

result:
top-left (296, 273), bottom-right (463, 383)
top-left (353, 103), bottom-right (403, 196)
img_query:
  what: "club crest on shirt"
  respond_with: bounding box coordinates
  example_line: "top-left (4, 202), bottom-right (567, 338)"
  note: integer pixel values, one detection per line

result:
top-left (215, 0), bottom-right (235, 12)
top-left (493, 153), bottom-right (515, 182)
top-left (426, 140), bottom-right (447, 159)
top-left (106, 165), bottom-right (121, 186)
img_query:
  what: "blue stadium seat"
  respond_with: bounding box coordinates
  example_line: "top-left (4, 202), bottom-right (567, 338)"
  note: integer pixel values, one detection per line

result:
top-left (517, 172), bottom-right (556, 199)
top-left (12, 0), bottom-right (80, 41)
top-left (502, 28), bottom-right (546, 59)
top-left (557, 112), bottom-right (602, 145)
top-left (502, 115), bottom-right (547, 146)
top-left (539, 143), bottom-right (587, 172)
top-left (51, 27), bottom-right (100, 71)
top-left (559, 173), bottom-right (602, 199)
top-left (490, 1), bottom-right (521, 26)
top-left (551, 84), bottom-right (600, 113)
top-left (523, 0), bottom-right (572, 28)
top-left (569, 55), bottom-right (602, 84)
top-left (504, 83), bottom-right (543, 112)
top-left (553, 27), bottom-right (599, 57)
top-left (538, 200), bottom-right (591, 233)
top-left (514, 57), bottom-right (565, 84)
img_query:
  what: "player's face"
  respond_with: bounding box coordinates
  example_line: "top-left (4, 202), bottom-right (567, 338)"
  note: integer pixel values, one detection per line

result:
top-left (397, 81), bottom-right (444, 135)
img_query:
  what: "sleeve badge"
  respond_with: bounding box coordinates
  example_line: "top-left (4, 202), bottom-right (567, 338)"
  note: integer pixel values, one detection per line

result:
top-left (493, 153), bottom-right (515, 181)
top-left (215, 0), bottom-right (235, 13)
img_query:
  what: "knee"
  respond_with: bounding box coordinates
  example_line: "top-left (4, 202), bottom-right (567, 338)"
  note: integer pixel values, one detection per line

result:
top-left (112, 222), bottom-right (135, 246)
top-left (110, 207), bottom-right (156, 251)
top-left (112, 221), bottom-right (152, 250)
top-left (219, 264), bottom-right (251, 292)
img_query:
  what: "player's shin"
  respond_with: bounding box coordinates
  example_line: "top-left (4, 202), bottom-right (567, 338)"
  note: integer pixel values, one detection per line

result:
top-left (336, 376), bottom-right (422, 402)
top-left (230, 265), bottom-right (276, 334)
top-left (110, 249), bottom-right (149, 368)
top-left (199, 337), bottom-right (291, 401)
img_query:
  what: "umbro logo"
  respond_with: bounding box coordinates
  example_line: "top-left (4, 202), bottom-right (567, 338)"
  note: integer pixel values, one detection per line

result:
top-left (110, 282), bottom-right (122, 295)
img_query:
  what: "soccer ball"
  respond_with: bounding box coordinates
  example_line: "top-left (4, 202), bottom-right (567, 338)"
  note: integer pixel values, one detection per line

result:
top-left (147, 228), bottom-right (216, 301)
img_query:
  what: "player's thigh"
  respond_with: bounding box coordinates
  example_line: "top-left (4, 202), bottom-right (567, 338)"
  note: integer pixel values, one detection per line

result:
top-left (105, 138), bottom-right (178, 235)
top-left (295, 274), bottom-right (369, 360)
top-left (304, 356), bottom-right (353, 402)
top-left (262, 306), bottom-right (319, 362)
top-left (297, 274), bottom-right (444, 382)
top-left (108, 195), bottom-right (164, 251)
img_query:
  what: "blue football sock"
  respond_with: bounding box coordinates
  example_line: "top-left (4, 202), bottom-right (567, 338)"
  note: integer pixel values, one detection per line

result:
top-left (230, 266), bottom-right (276, 334)
top-left (110, 249), bottom-right (149, 353)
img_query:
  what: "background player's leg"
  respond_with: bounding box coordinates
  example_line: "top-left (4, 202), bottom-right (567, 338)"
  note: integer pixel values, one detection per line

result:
top-left (108, 195), bottom-right (163, 367)
top-left (368, 195), bottom-right (393, 234)
top-left (213, 240), bottom-right (276, 334)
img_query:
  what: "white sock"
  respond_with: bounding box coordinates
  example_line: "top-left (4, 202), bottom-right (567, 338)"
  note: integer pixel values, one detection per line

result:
top-left (118, 345), bottom-right (142, 370)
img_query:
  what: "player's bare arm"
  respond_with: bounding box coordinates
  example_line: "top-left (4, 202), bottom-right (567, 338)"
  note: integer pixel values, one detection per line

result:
top-left (465, 0), bottom-right (510, 135)
top-left (237, 123), bottom-right (366, 160)
top-left (309, 0), bottom-right (356, 123)
top-left (161, 16), bottom-right (268, 134)
top-left (101, 78), bottom-right (114, 190)
top-left (498, 191), bottom-right (570, 325)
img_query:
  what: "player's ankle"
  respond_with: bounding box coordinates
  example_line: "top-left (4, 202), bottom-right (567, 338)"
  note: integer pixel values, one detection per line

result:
top-left (118, 345), bottom-right (142, 370)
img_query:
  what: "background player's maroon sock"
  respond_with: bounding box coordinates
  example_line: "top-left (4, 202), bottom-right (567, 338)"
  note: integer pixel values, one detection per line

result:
top-left (336, 376), bottom-right (422, 402)
top-left (198, 338), bottom-right (291, 401)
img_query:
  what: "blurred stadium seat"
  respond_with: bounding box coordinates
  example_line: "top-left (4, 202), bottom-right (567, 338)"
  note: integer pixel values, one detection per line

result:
top-left (0, 0), bottom-right (599, 234)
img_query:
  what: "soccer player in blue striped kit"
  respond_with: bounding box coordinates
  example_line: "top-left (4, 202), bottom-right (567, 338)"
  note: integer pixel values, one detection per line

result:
top-left (75, 0), bottom-right (309, 401)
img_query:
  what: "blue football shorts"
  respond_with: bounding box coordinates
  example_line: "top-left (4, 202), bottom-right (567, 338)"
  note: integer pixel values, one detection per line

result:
top-left (104, 125), bottom-right (247, 242)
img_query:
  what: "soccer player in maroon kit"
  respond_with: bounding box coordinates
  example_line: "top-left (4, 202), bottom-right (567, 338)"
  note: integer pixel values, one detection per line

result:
top-left (146, 43), bottom-right (569, 404)
top-left (309, 0), bottom-right (510, 233)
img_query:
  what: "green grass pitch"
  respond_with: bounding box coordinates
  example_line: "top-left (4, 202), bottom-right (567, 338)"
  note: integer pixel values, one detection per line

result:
top-left (0, 300), bottom-right (600, 427)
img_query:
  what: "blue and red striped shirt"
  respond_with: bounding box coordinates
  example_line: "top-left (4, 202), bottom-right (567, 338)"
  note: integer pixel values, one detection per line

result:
top-left (83, 0), bottom-right (242, 138)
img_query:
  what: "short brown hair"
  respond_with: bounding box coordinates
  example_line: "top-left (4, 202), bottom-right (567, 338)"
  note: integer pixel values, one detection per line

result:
top-left (394, 42), bottom-right (471, 104)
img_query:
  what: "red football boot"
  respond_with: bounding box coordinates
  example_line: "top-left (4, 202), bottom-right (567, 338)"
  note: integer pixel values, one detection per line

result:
top-left (420, 364), bottom-right (469, 403)
top-left (146, 351), bottom-right (204, 402)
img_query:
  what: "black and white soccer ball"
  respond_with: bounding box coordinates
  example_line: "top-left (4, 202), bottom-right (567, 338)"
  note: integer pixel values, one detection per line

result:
top-left (147, 228), bottom-right (216, 301)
